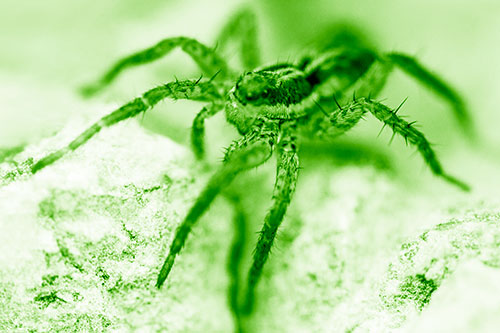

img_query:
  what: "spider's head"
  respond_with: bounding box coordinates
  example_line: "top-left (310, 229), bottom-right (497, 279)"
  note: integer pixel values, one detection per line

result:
top-left (225, 72), bottom-right (275, 134)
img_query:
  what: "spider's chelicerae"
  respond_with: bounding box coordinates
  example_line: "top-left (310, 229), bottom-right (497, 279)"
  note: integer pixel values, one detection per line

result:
top-left (14, 7), bottom-right (471, 322)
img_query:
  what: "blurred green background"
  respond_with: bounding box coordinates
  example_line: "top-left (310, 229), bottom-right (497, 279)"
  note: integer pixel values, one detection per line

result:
top-left (1, 0), bottom-right (499, 150)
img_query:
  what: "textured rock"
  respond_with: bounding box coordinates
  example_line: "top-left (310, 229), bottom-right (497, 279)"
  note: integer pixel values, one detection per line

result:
top-left (1, 100), bottom-right (500, 332)
top-left (0, 114), bottom-right (235, 331)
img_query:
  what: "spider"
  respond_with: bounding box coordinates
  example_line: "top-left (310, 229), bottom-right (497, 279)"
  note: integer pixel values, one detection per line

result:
top-left (10, 6), bottom-right (471, 324)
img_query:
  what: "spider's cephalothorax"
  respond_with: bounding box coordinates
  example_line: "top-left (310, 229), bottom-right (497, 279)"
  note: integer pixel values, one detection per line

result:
top-left (7, 7), bottom-right (473, 329)
top-left (227, 66), bottom-right (314, 133)
top-left (226, 46), bottom-right (378, 136)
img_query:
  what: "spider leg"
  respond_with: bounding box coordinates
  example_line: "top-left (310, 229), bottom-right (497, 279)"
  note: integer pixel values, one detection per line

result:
top-left (223, 189), bottom-right (248, 333)
top-left (156, 120), bottom-right (278, 288)
top-left (311, 53), bottom-right (393, 107)
top-left (385, 52), bottom-right (474, 138)
top-left (80, 37), bottom-right (232, 97)
top-left (30, 79), bottom-right (222, 174)
top-left (346, 57), bottom-right (393, 100)
top-left (191, 102), bottom-right (224, 160)
top-left (299, 58), bottom-right (391, 140)
top-left (242, 123), bottom-right (300, 314)
top-left (348, 98), bottom-right (470, 191)
top-left (215, 7), bottom-right (260, 70)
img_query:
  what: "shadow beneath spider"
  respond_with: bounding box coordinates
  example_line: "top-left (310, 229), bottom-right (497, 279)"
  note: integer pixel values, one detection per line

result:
top-left (299, 139), bottom-right (394, 172)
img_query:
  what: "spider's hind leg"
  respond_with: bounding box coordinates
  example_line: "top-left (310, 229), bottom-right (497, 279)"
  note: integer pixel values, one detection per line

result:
top-left (385, 52), bottom-right (475, 139)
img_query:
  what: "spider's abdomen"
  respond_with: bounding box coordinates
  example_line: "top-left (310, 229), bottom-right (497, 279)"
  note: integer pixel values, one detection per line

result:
top-left (226, 66), bottom-right (318, 133)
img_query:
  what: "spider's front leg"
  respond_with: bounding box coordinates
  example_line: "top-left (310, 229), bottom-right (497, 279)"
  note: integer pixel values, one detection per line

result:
top-left (27, 79), bottom-right (221, 175)
top-left (80, 37), bottom-right (232, 97)
top-left (156, 120), bottom-right (279, 288)
top-left (191, 102), bottom-right (224, 160)
top-left (242, 122), bottom-right (300, 314)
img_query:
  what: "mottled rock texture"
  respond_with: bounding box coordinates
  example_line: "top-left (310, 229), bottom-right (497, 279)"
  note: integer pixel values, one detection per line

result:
top-left (1, 111), bottom-right (499, 332)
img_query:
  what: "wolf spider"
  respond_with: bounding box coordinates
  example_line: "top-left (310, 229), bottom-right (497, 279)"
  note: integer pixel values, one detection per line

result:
top-left (16, 6), bottom-right (471, 324)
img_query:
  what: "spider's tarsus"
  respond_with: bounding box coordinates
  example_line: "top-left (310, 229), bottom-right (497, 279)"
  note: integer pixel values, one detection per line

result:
top-left (156, 255), bottom-right (175, 288)
top-left (79, 83), bottom-right (102, 98)
top-left (443, 174), bottom-right (471, 192)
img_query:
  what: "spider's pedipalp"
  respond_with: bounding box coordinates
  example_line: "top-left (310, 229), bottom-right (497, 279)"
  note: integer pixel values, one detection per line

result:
top-left (80, 37), bottom-right (232, 97)
top-left (191, 102), bottom-right (225, 160)
top-left (156, 121), bottom-right (278, 288)
top-left (30, 79), bottom-right (222, 174)
top-left (243, 124), bottom-right (299, 314)
top-left (358, 98), bottom-right (470, 191)
top-left (216, 7), bottom-right (260, 70)
top-left (386, 52), bottom-right (475, 138)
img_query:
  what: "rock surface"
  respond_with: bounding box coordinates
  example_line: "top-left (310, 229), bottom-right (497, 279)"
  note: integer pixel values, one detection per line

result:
top-left (1, 87), bottom-right (499, 333)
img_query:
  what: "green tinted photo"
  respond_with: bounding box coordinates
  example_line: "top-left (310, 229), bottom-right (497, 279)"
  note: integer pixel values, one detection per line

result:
top-left (1, 1), bottom-right (500, 332)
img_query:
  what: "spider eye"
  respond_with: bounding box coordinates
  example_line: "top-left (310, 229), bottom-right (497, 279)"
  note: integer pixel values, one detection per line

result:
top-left (235, 73), bottom-right (272, 104)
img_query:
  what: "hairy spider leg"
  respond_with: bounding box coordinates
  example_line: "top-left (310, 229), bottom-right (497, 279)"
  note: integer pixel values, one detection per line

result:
top-left (80, 37), bottom-right (232, 97)
top-left (347, 98), bottom-right (470, 191)
top-left (385, 53), bottom-right (474, 138)
top-left (223, 189), bottom-right (248, 333)
top-left (156, 121), bottom-right (278, 288)
top-left (242, 124), bottom-right (300, 314)
top-left (191, 102), bottom-right (225, 160)
top-left (216, 7), bottom-right (261, 70)
top-left (300, 58), bottom-right (393, 139)
top-left (31, 80), bottom-right (221, 174)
